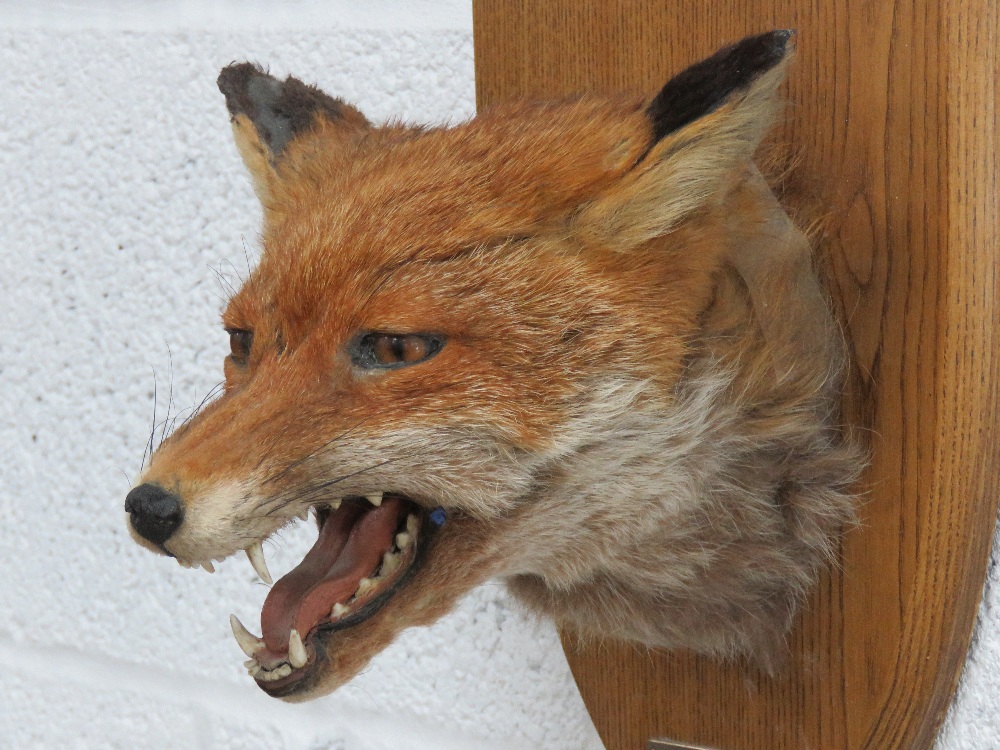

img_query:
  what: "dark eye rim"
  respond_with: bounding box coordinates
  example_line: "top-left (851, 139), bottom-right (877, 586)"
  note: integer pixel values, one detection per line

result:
top-left (226, 328), bottom-right (253, 366)
top-left (349, 331), bottom-right (446, 370)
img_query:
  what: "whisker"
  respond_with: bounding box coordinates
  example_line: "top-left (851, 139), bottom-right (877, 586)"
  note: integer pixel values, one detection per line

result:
top-left (257, 459), bottom-right (394, 517)
top-left (256, 403), bottom-right (459, 498)
top-left (157, 346), bottom-right (175, 451)
top-left (295, 460), bottom-right (395, 506)
top-left (194, 381), bottom-right (226, 414)
top-left (174, 381), bottom-right (226, 433)
top-left (260, 417), bottom-right (373, 487)
top-left (223, 258), bottom-right (245, 286)
top-left (209, 264), bottom-right (240, 303)
top-left (141, 367), bottom-right (158, 473)
top-left (241, 236), bottom-right (255, 277)
top-left (165, 414), bottom-right (181, 443)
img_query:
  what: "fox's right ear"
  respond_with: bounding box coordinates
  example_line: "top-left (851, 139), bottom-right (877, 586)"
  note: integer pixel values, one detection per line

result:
top-left (577, 31), bottom-right (794, 249)
top-left (217, 63), bottom-right (370, 205)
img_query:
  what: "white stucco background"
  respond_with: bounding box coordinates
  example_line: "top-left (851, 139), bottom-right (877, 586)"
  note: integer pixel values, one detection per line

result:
top-left (0, 3), bottom-right (996, 749)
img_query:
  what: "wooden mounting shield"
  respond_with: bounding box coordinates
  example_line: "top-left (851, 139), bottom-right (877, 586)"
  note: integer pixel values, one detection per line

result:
top-left (473, 2), bottom-right (999, 749)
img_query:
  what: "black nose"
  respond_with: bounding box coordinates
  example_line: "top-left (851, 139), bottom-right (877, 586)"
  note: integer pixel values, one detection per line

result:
top-left (125, 483), bottom-right (184, 545)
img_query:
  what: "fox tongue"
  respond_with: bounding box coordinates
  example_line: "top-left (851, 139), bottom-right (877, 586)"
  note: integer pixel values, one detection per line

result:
top-left (260, 498), bottom-right (404, 653)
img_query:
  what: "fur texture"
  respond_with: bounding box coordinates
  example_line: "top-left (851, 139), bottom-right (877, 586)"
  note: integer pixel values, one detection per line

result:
top-left (125, 31), bottom-right (861, 701)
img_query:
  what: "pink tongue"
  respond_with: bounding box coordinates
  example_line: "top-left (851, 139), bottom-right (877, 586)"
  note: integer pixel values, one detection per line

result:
top-left (260, 498), bottom-right (404, 652)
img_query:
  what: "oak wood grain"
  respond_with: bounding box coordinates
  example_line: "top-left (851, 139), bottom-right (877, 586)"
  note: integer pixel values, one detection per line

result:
top-left (473, 2), bottom-right (999, 748)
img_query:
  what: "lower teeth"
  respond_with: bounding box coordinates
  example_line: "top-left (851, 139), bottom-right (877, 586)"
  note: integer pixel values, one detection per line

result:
top-left (239, 512), bottom-right (421, 681)
top-left (250, 661), bottom-right (293, 681)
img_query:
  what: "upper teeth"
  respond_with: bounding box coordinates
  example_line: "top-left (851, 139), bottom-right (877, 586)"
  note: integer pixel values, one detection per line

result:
top-left (230, 614), bottom-right (264, 658)
top-left (173, 493), bottom-right (402, 579)
top-left (245, 541), bottom-right (272, 585)
top-left (176, 558), bottom-right (216, 572)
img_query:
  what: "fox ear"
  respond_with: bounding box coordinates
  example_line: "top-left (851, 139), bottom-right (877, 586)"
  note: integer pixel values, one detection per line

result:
top-left (578, 30), bottom-right (795, 248)
top-left (216, 63), bottom-right (370, 204)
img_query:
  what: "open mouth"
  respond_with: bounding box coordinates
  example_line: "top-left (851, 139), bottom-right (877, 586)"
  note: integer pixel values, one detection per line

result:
top-left (225, 493), bottom-right (426, 695)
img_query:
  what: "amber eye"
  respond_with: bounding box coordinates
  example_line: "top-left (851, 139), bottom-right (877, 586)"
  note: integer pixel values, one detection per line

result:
top-left (227, 329), bottom-right (253, 365)
top-left (351, 332), bottom-right (444, 370)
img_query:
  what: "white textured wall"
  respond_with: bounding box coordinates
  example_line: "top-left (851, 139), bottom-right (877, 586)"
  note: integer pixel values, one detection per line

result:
top-left (0, 3), bottom-right (996, 749)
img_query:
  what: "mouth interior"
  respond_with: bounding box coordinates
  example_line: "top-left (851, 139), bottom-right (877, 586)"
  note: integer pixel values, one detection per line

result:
top-left (258, 495), bottom-right (418, 659)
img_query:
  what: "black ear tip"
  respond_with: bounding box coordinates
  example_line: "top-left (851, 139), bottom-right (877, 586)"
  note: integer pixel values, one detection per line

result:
top-left (217, 62), bottom-right (275, 116)
top-left (765, 28), bottom-right (796, 55)
top-left (736, 29), bottom-right (797, 67)
top-left (218, 62), bottom-right (260, 95)
top-left (773, 29), bottom-right (796, 47)
top-left (646, 30), bottom-right (797, 142)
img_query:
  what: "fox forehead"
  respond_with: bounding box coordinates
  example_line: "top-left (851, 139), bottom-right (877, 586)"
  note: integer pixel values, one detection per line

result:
top-left (225, 98), bottom-right (656, 338)
top-left (269, 99), bottom-right (650, 264)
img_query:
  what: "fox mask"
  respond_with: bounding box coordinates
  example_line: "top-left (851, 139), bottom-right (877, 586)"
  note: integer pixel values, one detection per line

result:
top-left (125, 31), bottom-right (860, 701)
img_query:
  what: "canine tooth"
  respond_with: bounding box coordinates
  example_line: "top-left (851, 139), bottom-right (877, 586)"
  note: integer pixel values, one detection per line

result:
top-left (229, 614), bottom-right (264, 658)
top-left (406, 513), bottom-right (418, 536)
top-left (365, 492), bottom-right (383, 507)
top-left (201, 561), bottom-right (215, 573)
top-left (381, 550), bottom-right (401, 577)
top-left (288, 629), bottom-right (308, 669)
top-left (356, 577), bottom-right (377, 597)
top-left (331, 603), bottom-right (350, 619)
top-left (395, 532), bottom-right (411, 550)
top-left (245, 542), bottom-right (272, 585)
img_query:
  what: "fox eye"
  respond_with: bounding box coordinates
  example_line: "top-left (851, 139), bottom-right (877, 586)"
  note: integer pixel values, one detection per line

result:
top-left (352, 333), bottom-right (444, 370)
top-left (227, 329), bottom-right (253, 365)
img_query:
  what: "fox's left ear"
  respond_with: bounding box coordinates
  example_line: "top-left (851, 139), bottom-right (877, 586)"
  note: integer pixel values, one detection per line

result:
top-left (578, 30), bottom-right (795, 248)
top-left (217, 63), bottom-right (371, 205)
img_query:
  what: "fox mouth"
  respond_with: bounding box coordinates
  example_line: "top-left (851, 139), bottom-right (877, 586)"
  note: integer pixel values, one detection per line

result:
top-left (226, 493), bottom-right (427, 696)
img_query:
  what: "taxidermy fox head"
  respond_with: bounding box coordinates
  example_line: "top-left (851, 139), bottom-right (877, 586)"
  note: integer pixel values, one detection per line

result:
top-left (125, 30), bottom-right (859, 701)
